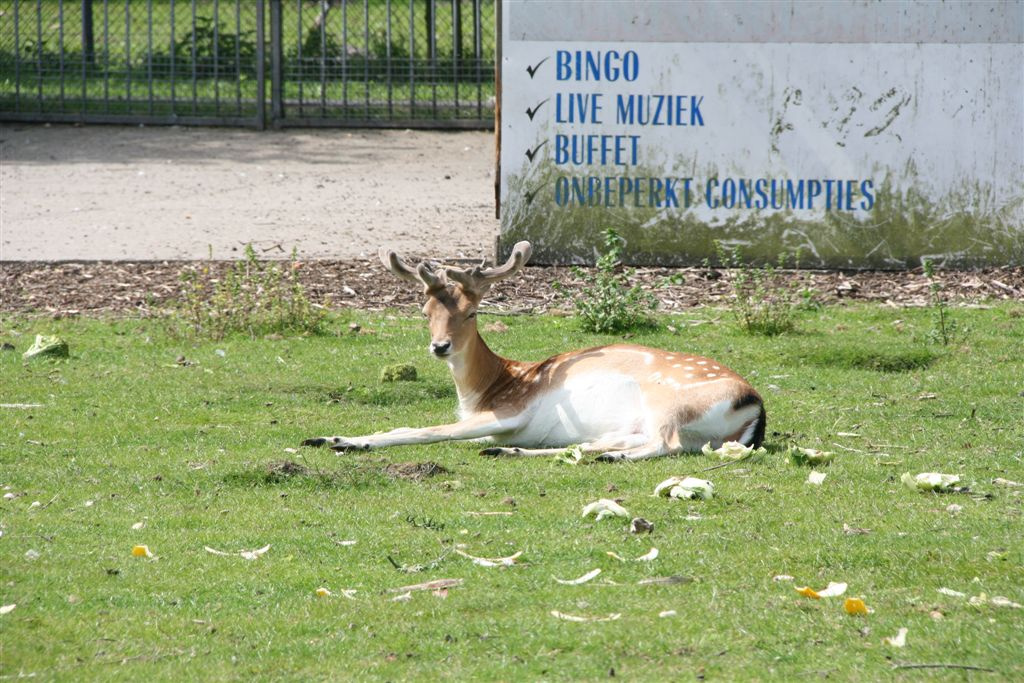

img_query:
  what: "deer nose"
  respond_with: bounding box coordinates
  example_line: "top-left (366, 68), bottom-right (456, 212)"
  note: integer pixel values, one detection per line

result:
top-left (430, 340), bottom-right (452, 357)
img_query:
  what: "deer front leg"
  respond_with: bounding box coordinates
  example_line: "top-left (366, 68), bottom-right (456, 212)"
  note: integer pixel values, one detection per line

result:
top-left (302, 411), bottom-right (523, 452)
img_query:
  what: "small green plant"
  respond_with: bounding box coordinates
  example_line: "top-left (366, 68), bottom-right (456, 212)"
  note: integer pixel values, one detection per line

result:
top-left (718, 242), bottom-right (800, 336)
top-left (173, 16), bottom-right (258, 77)
top-left (166, 245), bottom-right (326, 340)
top-left (559, 229), bottom-right (657, 334)
top-left (921, 257), bottom-right (965, 346)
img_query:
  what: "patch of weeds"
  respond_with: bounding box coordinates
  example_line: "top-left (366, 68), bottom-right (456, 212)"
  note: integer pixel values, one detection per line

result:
top-left (718, 243), bottom-right (803, 336)
top-left (164, 245), bottom-right (326, 340)
top-left (221, 459), bottom-right (386, 490)
top-left (556, 228), bottom-right (658, 334)
top-left (386, 462), bottom-right (451, 482)
top-left (805, 346), bottom-right (938, 372)
top-left (171, 16), bottom-right (258, 77)
top-left (327, 382), bottom-right (455, 407)
top-left (922, 258), bottom-right (967, 346)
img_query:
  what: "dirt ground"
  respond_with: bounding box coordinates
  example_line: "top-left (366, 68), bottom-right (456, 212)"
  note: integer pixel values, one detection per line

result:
top-left (1, 123), bottom-right (1022, 314)
top-left (1, 123), bottom-right (498, 262)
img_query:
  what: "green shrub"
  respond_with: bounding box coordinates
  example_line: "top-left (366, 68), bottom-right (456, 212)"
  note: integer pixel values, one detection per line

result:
top-left (921, 257), bottom-right (966, 346)
top-left (561, 229), bottom-right (657, 334)
top-left (718, 243), bottom-right (801, 336)
top-left (165, 245), bottom-right (326, 340)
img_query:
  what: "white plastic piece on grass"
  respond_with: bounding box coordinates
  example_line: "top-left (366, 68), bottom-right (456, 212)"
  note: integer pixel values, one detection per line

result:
top-left (795, 582), bottom-right (847, 599)
top-left (334, 540), bottom-right (357, 546)
top-left (937, 587), bottom-right (967, 598)
top-left (550, 610), bottom-right (621, 622)
top-left (204, 544), bottom-right (271, 560)
top-left (455, 549), bottom-right (523, 567)
top-left (636, 547), bottom-right (659, 562)
top-left (653, 477), bottom-right (714, 500)
top-left (883, 627), bottom-right (909, 647)
top-left (659, 610), bottom-right (677, 618)
top-left (553, 568), bottom-right (602, 585)
top-left (582, 499), bottom-right (630, 520)
top-left (901, 472), bottom-right (960, 492)
top-left (607, 548), bottom-right (659, 562)
top-left (0, 604), bottom-right (16, 616)
top-left (991, 596), bottom-right (1024, 609)
top-left (773, 575), bottom-right (795, 582)
top-left (807, 471), bottom-right (827, 485)
top-left (315, 587), bottom-right (332, 597)
top-left (24, 549), bottom-right (40, 561)
top-left (701, 441), bottom-right (765, 462)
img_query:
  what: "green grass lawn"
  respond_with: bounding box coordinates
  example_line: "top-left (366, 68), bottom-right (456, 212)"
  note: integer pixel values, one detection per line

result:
top-left (1, 304), bottom-right (1022, 680)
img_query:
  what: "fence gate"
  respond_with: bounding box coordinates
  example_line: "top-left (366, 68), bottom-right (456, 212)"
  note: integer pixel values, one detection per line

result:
top-left (0, 0), bottom-right (496, 128)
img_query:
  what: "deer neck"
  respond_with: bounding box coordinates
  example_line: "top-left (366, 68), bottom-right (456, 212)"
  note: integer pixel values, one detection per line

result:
top-left (446, 329), bottom-right (514, 415)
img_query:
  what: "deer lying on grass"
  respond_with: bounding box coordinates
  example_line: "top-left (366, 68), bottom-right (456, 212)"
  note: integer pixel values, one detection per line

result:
top-left (303, 242), bottom-right (765, 462)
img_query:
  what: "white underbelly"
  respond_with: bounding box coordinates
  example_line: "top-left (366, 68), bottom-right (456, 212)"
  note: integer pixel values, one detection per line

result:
top-left (508, 373), bottom-right (648, 447)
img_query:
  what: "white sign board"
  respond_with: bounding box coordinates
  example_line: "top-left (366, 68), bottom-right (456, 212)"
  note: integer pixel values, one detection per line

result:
top-left (498, 0), bottom-right (1024, 267)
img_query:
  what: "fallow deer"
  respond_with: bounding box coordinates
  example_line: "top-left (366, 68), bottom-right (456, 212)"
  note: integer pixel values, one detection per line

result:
top-left (303, 242), bottom-right (765, 461)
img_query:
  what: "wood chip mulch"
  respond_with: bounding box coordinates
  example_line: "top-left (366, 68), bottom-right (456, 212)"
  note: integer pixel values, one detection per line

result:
top-left (1, 260), bottom-right (1021, 317)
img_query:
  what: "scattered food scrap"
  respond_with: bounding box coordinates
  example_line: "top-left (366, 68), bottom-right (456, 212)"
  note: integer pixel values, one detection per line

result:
top-left (796, 582), bottom-right (847, 599)
top-left (702, 441), bottom-right (766, 462)
top-left (582, 499), bottom-right (630, 521)
top-left (789, 448), bottom-right (835, 466)
top-left (131, 545), bottom-right (154, 558)
top-left (883, 627), bottom-right (908, 647)
top-left (553, 569), bottom-right (602, 585)
top-left (204, 544), bottom-right (271, 560)
top-left (902, 472), bottom-right (961, 492)
top-left (550, 610), bottom-right (621, 622)
top-left (454, 548), bottom-right (523, 568)
top-left (653, 477), bottom-right (714, 500)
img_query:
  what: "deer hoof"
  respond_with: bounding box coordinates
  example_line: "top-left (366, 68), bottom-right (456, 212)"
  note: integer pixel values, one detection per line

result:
top-left (479, 447), bottom-right (520, 457)
top-left (329, 440), bottom-right (370, 453)
top-left (595, 451), bottom-right (626, 463)
top-left (302, 437), bottom-right (329, 448)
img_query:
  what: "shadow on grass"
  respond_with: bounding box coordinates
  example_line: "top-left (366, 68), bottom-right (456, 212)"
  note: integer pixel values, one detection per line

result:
top-left (802, 346), bottom-right (940, 372)
top-left (221, 459), bottom-right (390, 490)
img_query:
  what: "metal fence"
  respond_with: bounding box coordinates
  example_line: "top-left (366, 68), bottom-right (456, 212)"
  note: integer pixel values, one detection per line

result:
top-left (0, 0), bottom-right (496, 128)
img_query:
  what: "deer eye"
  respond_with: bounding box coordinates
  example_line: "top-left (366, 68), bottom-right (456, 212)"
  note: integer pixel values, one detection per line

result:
top-left (466, 312), bottom-right (477, 320)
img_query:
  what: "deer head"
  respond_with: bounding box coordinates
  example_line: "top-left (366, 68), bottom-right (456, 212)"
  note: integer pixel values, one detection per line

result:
top-left (378, 242), bottom-right (533, 358)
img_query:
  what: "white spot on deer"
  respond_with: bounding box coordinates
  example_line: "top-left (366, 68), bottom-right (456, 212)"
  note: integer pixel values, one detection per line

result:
top-left (684, 365), bottom-right (695, 370)
top-left (707, 373), bottom-right (717, 378)
top-left (672, 364), bottom-right (681, 368)
top-left (666, 356), bottom-right (675, 361)
top-left (712, 365), bottom-right (720, 370)
top-left (697, 361), bottom-right (708, 366)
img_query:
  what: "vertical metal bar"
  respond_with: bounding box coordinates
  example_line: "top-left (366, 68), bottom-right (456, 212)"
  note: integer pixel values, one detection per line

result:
top-left (452, 0), bottom-right (459, 117)
top-left (341, 0), bottom-right (348, 113)
top-left (429, 0), bottom-right (436, 116)
top-left (296, 0), bottom-right (303, 117)
top-left (474, 0), bottom-right (481, 118)
top-left (36, 0), bottom-right (44, 110)
top-left (213, 0), bottom-right (219, 112)
top-left (270, 0), bottom-right (283, 122)
top-left (190, 0), bottom-right (197, 115)
top-left (125, 0), bottom-right (131, 107)
top-left (363, 0), bottom-right (369, 116)
top-left (59, 0), bottom-right (66, 111)
top-left (170, 0), bottom-right (176, 112)
top-left (319, 0), bottom-right (327, 117)
top-left (102, 0), bottom-right (109, 111)
top-left (82, 0), bottom-right (94, 65)
top-left (386, 0), bottom-right (392, 118)
top-left (146, 0), bottom-right (152, 114)
top-left (13, 0), bottom-right (19, 110)
top-left (235, 0), bottom-right (241, 116)
top-left (408, 0), bottom-right (414, 119)
top-left (255, 0), bottom-right (265, 128)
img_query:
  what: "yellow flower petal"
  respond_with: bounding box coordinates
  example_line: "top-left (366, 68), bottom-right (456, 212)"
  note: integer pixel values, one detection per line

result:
top-left (796, 586), bottom-right (821, 599)
top-left (844, 597), bottom-right (869, 615)
top-left (131, 545), bottom-right (154, 558)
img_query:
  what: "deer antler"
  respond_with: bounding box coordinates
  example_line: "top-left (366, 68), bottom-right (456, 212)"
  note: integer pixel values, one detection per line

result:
top-left (379, 248), bottom-right (448, 293)
top-left (445, 241), bottom-right (533, 295)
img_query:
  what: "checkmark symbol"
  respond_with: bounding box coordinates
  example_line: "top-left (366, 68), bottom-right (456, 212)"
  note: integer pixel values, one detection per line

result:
top-left (525, 139), bottom-right (547, 163)
top-left (526, 56), bottom-right (549, 79)
top-left (525, 182), bottom-right (545, 205)
top-left (526, 98), bottom-right (549, 121)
